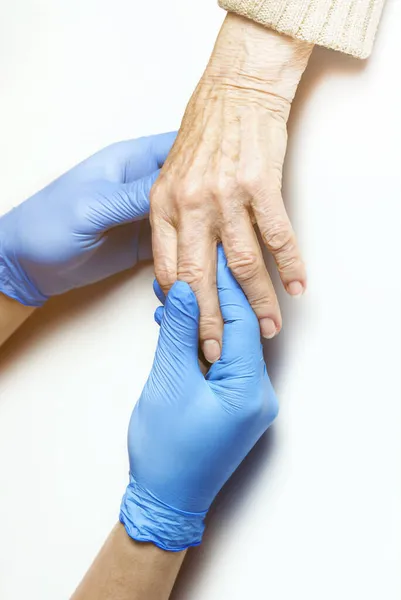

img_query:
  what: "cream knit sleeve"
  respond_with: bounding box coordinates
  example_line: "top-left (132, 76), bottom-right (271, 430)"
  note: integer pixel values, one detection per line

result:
top-left (218, 0), bottom-right (385, 58)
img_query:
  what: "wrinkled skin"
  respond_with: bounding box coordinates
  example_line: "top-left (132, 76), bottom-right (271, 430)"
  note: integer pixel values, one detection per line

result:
top-left (151, 14), bottom-right (313, 363)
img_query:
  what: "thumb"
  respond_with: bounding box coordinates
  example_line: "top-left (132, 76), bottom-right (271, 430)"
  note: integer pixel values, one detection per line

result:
top-left (120, 170), bottom-right (160, 219)
top-left (156, 281), bottom-right (200, 368)
top-left (207, 245), bottom-right (262, 382)
top-left (88, 170), bottom-right (160, 233)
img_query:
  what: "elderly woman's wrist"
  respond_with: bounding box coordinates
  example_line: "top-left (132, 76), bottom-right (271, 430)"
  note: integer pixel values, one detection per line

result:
top-left (206, 13), bottom-right (313, 106)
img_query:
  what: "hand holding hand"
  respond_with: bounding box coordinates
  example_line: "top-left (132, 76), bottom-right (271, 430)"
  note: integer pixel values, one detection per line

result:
top-left (151, 15), bottom-right (312, 363)
top-left (120, 246), bottom-right (278, 551)
top-left (0, 132), bottom-right (175, 305)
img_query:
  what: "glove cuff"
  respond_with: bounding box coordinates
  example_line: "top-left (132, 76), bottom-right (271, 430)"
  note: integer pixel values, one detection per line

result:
top-left (120, 474), bottom-right (207, 552)
top-left (0, 231), bottom-right (48, 307)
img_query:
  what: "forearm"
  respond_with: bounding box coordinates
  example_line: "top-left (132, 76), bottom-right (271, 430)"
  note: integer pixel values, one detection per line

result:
top-left (71, 523), bottom-right (185, 600)
top-left (0, 293), bottom-right (35, 347)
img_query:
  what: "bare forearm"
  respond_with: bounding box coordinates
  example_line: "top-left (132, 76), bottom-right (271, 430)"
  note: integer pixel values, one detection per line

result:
top-left (71, 523), bottom-right (186, 600)
top-left (0, 293), bottom-right (35, 347)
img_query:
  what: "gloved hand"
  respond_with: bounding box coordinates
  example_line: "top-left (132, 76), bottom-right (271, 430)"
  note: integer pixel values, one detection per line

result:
top-left (120, 246), bottom-right (279, 551)
top-left (0, 132), bottom-right (175, 306)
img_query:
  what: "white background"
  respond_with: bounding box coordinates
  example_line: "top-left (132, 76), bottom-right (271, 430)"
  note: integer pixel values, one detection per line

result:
top-left (0, 1), bottom-right (400, 599)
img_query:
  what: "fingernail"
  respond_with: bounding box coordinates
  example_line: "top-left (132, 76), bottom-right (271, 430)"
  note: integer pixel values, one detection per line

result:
top-left (203, 340), bottom-right (221, 363)
top-left (287, 281), bottom-right (304, 297)
top-left (260, 318), bottom-right (277, 339)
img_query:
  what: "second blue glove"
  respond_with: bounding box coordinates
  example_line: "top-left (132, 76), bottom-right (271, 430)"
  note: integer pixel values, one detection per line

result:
top-left (0, 132), bottom-right (175, 305)
top-left (120, 246), bottom-right (278, 551)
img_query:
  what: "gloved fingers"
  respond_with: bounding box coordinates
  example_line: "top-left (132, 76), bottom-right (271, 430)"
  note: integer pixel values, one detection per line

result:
top-left (176, 223), bottom-right (222, 364)
top-left (137, 219), bottom-right (153, 262)
top-left (149, 131), bottom-right (177, 169)
top-left (153, 283), bottom-right (210, 375)
top-left (73, 132), bottom-right (176, 184)
top-left (207, 245), bottom-right (262, 380)
top-left (153, 279), bottom-right (166, 305)
top-left (85, 171), bottom-right (160, 234)
top-left (123, 132), bottom-right (177, 182)
top-left (154, 305), bottom-right (164, 326)
top-left (216, 244), bottom-right (259, 328)
top-left (69, 221), bottom-right (142, 286)
top-left (121, 171), bottom-right (161, 219)
top-left (156, 281), bottom-right (200, 366)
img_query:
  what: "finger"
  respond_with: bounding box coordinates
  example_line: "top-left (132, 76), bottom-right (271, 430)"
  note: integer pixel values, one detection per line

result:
top-left (177, 220), bottom-right (222, 364)
top-left (221, 209), bottom-right (281, 339)
top-left (157, 281), bottom-right (200, 368)
top-left (252, 189), bottom-right (306, 297)
top-left (153, 279), bottom-right (166, 305)
top-left (153, 282), bottom-right (209, 373)
top-left (207, 245), bottom-right (262, 380)
top-left (151, 209), bottom-right (178, 296)
top-left (85, 171), bottom-right (160, 235)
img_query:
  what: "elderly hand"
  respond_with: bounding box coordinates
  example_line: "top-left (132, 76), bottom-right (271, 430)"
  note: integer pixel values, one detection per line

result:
top-left (120, 246), bottom-right (278, 551)
top-left (0, 133), bottom-right (175, 305)
top-left (151, 14), bottom-right (313, 363)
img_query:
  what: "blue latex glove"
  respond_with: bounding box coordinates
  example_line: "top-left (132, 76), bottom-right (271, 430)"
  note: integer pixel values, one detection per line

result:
top-left (120, 246), bottom-right (279, 551)
top-left (0, 132), bottom-right (175, 306)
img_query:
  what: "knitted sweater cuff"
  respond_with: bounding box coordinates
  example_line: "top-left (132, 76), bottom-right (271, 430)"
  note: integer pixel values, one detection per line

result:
top-left (218, 0), bottom-right (385, 58)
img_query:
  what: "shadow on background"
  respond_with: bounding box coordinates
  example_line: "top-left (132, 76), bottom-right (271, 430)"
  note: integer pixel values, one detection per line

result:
top-left (257, 47), bottom-right (364, 387)
top-left (289, 43), bottom-right (366, 130)
top-left (170, 427), bottom-right (278, 599)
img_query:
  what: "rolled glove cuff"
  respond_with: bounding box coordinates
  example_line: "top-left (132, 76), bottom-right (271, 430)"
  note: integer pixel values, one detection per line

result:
top-left (119, 474), bottom-right (207, 552)
top-left (0, 231), bottom-right (48, 306)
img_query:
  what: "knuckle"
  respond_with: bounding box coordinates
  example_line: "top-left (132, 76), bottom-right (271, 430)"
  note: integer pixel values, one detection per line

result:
top-left (149, 178), bottom-right (164, 205)
top-left (277, 252), bottom-right (301, 272)
top-left (199, 313), bottom-right (222, 336)
top-left (150, 192), bottom-right (176, 227)
top-left (176, 177), bottom-right (203, 206)
top-left (262, 221), bottom-right (293, 253)
top-left (150, 208), bottom-right (171, 228)
top-left (252, 296), bottom-right (279, 317)
top-left (227, 250), bottom-right (260, 282)
top-left (178, 263), bottom-right (205, 288)
top-left (237, 169), bottom-right (265, 196)
top-left (155, 266), bottom-right (176, 290)
top-left (211, 174), bottom-right (235, 200)
top-left (212, 182), bottom-right (226, 200)
top-left (246, 287), bottom-right (277, 314)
